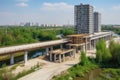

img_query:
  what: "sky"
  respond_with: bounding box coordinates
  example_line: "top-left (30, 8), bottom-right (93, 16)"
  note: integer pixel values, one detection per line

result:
top-left (0, 0), bottom-right (120, 25)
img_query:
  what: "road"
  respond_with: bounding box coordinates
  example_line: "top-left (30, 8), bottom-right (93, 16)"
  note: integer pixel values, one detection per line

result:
top-left (19, 54), bottom-right (80, 80)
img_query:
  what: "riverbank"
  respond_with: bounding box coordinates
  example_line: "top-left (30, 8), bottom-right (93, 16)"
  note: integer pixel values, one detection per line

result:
top-left (95, 68), bottom-right (120, 80)
top-left (53, 39), bottom-right (120, 80)
top-left (53, 61), bottom-right (120, 80)
top-left (53, 60), bottom-right (98, 80)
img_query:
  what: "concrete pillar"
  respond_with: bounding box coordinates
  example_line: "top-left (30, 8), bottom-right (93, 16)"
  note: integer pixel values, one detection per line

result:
top-left (93, 40), bottom-right (95, 49)
top-left (24, 51), bottom-right (28, 64)
top-left (59, 54), bottom-right (61, 63)
top-left (92, 40), bottom-right (94, 50)
top-left (46, 48), bottom-right (49, 55)
top-left (63, 54), bottom-right (65, 62)
top-left (88, 39), bottom-right (91, 50)
top-left (70, 52), bottom-right (71, 57)
top-left (50, 54), bottom-right (52, 61)
top-left (73, 49), bottom-right (76, 58)
top-left (83, 45), bottom-right (86, 52)
top-left (54, 54), bottom-right (56, 62)
top-left (60, 44), bottom-right (63, 49)
top-left (85, 38), bottom-right (87, 51)
top-left (76, 47), bottom-right (79, 53)
top-left (73, 46), bottom-right (77, 53)
top-left (50, 47), bottom-right (53, 61)
top-left (10, 53), bottom-right (14, 65)
top-left (94, 39), bottom-right (97, 49)
top-left (69, 45), bottom-right (71, 49)
top-left (50, 46), bottom-right (53, 51)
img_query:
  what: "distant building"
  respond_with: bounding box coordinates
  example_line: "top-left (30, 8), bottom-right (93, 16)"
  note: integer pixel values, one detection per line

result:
top-left (94, 12), bottom-right (101, 32)
top-left (74, 4), bottom-right (94, 34)
top-left (24, 22), bottom-right (31, 26)
top-left (113, 25), bottom-right (120, 28)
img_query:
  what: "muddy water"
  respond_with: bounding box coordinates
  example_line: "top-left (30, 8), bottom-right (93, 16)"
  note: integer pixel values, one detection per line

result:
top-left (74, 69), bottom-right (102, 80)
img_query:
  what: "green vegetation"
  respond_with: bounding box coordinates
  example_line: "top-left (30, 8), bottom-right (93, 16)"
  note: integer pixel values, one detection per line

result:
top-left (109, 40), bottom-right (120, 65)
top-left (96, 40), bottom-right (120, 67)
top-left (0, 26), bottom-right (74, 47)
top-left (102, 25), bottom-right (120, 34)
top-left (53, 51), bottom-right (98, 80)
top-left (96, 68), bottom-right (120, 80)
top-left (0, 62), bottom-right (41, 80)
top-left (96, 39), bottom-right (111, 64)
top-left (80, 51), bottom-right (89, 66)
top-left (54, 40), bottom-right (120, 80)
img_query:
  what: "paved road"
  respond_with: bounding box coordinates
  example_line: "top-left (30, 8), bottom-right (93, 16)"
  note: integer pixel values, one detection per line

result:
top-left (19, 54), bottom-right (79, 80)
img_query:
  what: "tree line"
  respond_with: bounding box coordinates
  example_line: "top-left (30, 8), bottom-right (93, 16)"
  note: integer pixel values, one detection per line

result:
top-left (0, 26), bottom-right (74, 47)
top-left (96, 39), bottom-right (120, 67)
top-left (102, 25), bottom-right (120, 34)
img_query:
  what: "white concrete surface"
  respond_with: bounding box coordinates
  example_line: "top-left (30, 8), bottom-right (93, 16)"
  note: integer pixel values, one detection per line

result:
top-left (0, 39), bottom-right (68, 55)
top-left (18, 54), bottom-right (80, 80)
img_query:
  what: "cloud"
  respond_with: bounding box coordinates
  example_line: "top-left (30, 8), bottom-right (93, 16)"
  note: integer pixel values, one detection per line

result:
top-left (39, 2), bottom-right (74, 25)
top-left (16, 2), bottom-right (28, 7)
top-left (112, 5), bottom-right (120, 10)
top-left (16, 0), bottom-right (29, 2)
top-left (41, 2), bottom-right (73, 11)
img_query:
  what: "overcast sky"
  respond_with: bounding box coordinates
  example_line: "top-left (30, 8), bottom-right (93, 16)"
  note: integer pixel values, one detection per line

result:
top-left (0, 0), bottom-right (120, 25)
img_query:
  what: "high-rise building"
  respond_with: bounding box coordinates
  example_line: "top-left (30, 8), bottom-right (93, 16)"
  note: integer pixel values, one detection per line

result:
top-left (94, 12), bottom-right (101, 32)
top-left (74, 4), bottom-right (94, 34)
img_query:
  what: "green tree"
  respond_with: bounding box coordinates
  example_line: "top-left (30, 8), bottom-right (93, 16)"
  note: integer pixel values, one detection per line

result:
top-left (80, 51), bottom-right (88, 65)
top-left (109, 40), bottom-right (120, 65)
top-left (96, 40), bottom-right (111, 64)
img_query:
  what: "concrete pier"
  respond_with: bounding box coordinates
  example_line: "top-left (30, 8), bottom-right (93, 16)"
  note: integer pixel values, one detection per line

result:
top-left (60, 44), bottom-right (63, 49)
top-left (24, 51), bottom-right (28, 64)
top-left (46, 48), bottom-right (49, 55)
top-left (10, 53), bottom-right (14, 65)
top-left (59, 54), bottom-right (62, 63)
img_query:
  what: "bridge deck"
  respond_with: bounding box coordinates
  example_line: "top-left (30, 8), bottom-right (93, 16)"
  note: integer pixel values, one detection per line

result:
top-left (0, 39), bottom-right (68, 55)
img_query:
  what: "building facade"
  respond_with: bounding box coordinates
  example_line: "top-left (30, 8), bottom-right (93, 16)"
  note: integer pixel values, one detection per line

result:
top-left (74, 4), bottom-right (94, 34)
top-left (94, 12), bottom-right (101, 32)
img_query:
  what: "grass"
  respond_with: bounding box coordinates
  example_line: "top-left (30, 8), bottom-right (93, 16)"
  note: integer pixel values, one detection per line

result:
top-left (0, 52), bottom-right (24, 61)
top-left (53, 61), bottom-right (98, 80)
top-left (95, 68), bottom-right (120, 80)
top-left (0, 62), bottom-right (41, 80)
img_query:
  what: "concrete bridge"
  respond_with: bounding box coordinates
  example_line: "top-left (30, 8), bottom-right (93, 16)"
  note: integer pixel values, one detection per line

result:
top-left (0, 32), bottom-right (112, 65)
top-left (0, 39), bottom-right (68, 65)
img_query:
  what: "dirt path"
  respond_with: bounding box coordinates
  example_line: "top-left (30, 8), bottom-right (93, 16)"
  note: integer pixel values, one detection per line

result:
top-left (18, 54), bottom-right (80, 80)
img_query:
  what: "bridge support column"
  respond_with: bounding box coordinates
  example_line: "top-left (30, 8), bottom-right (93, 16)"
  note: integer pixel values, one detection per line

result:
top-left (89, 41), bottom-right (91, 50)
top-left (50, 54), bottom-right (52, 61)
top-left (85, 38), bottom-right (87, 53)
top-left (46, 48), bottom-right (49, 55)
top-left (24, 51), bottom-right (28, 64)
top-left (60, 44), bottom-right (63, 49)
top-left (59, 54), bottom-right (62, 63)
top-left (49, 46), bottom-right (53, 61)
top-left (63, 54), bottom-right (65, 62)
top-left (50, 46), bottom-right (53, 51)
top-left (10, 54), bottom-right (14, 65)
top-left (73, 50), bottom-right (76, 58)
top-left (54, 54), bottom-right (56, 62)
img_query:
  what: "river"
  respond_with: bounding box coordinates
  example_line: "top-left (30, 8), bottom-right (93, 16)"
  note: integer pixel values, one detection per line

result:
top-left (74, 69), bottom-right (102, 80)
top-left (0, 51), bottom-right (45, 67)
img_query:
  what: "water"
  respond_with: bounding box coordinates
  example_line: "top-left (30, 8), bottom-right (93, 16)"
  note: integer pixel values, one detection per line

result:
top-left (30, 52), bottom-right (45, 58)
top-left (74, 69), bottom-right (102, 80)
top-left (0, 51), bottom-right (45, 67)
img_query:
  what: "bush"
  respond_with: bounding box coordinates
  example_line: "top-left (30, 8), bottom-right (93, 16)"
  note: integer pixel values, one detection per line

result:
top-left (80, 51), bottom-right (89, 66)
